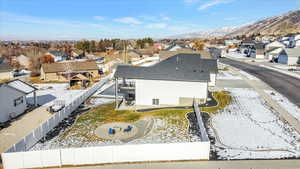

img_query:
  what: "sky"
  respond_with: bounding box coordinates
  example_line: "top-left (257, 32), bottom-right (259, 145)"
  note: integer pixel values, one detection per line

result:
top-left (0, 0), bottom-right (299, 40)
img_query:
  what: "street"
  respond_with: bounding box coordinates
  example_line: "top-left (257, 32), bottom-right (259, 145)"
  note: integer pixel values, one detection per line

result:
top-left (220, 58), bottom-right (300, 107)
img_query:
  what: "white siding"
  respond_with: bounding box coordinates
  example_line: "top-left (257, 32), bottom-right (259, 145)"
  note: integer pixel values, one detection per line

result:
top-left (0, 86), bottom-right (27, 123)
top-left (135, 79), bottom-right (207, 106)
top-left (288, 57), bottom-right (299, 65)
top-left (208, 73), bottom-right (216, 87)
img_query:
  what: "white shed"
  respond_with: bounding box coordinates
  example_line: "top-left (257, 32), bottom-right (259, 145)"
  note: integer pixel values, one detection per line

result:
top-left (278, 48), bottom-right (300, 65)
top-left (114, 53), bottom-right (217, 107)
top-left (0, 79), bottom-right (38, 123)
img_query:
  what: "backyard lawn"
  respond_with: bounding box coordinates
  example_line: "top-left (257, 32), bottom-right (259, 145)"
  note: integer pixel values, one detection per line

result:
top-left (60, 91), bottom-right (231, 142)
top-left (31, 91), bottom-right (231, 150)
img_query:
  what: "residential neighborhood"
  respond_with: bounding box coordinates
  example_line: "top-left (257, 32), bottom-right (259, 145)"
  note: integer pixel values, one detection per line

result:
top-left (1, 1), bottom-right (300, 169)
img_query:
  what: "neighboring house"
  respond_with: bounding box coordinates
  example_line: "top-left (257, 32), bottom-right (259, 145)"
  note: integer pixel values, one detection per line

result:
top-left (40, 61), bottom-right (99, 81)
top-left (0, 63), bottom-right (14, 80)
top-left (253, 43), bottom-right (265, 59)
top-left (240, 40), bottom-right (255, 55)
top-left (240, 40), bottom-right (255, 48)
top-left (114, 53), bottom-right (217, 107)
top-left (70, 49), bottom-right (84, 59)
top-left (46, 51), bottom-right (68, 62)
top-left (266, 48), bottom-right (284, 61)
top-left (280, 36), bottom-right (295, 48)
top-left (265, 41), bottom-right (285, 51)
top-left (208, 47), bottom-right (222, 59)
top-left (0, 79), bottom-right (37, 123)
top-left (158, 49), bottom-right (203, 60)
top-left (278, 48), bottom-right (300, 65)
top-left (127, 49), bottom-right (154, 62)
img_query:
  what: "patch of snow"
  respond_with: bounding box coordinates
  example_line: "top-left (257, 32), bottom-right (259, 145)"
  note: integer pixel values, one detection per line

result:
top-left (27, 83), bottom-right (85, 106)
top-left (209, 88), bottom-right (300, 159)
top-left (264, 90), bottom-right (300, 122)
top-left (217, 71), bottom-right (242, 80)
top-left (226, 52), bottom-right (246, 59)
top-left (89, 98), bottom-right (115, 106)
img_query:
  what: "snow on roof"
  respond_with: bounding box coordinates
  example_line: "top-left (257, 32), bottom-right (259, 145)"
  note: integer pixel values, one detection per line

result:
top-left (6, 79), bottom-right (37, 94)
top-left (266, 41), bottom-right (285, 48)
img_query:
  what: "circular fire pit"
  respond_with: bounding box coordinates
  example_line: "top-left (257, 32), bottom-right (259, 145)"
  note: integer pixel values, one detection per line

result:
top-left (95, 122), bottom-right (138, 141)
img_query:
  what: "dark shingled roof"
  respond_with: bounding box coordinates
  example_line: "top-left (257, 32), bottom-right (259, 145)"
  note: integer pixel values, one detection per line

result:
top-left (114, 53), bottom-right (217, 82)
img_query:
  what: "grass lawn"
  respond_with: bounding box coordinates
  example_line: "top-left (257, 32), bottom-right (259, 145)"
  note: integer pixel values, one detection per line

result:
top-left (58, 91), bottom-right (231, 143)
top-left (201, 91), bottom-right (231, 114)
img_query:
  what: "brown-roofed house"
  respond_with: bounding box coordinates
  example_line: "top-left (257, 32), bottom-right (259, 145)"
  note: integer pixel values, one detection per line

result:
top-left (40, 61), bottom-right (99, 81)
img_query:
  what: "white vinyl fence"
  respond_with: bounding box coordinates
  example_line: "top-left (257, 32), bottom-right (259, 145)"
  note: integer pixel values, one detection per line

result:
top-left (2, 141), bottom-right (210, 169)
top-left (193, 101), bottom-right (210, 141)
top-left (4, 78), bottom-right (109, 153)
top-left (1, 82), bottom-right (211, 169)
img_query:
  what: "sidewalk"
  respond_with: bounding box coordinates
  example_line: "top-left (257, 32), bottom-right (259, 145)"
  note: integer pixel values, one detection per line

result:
top-left (0, 106), bottom-right (51, 153)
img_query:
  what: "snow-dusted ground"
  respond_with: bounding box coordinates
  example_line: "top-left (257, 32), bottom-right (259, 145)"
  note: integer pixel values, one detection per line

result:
top-left (209, 88), bottom-right (300, 159)
top-left (88, 98), bottom-right (115, 106)
top-left (265, 90), bottom-right (300, 122)
top-left (217, 71), bottom-right (242, 80)
top-left (31, 112), bottom-right (199, 150)
top-left (27, 83), bottom-right (85, 106)
top-left (226, 52), bottom-right (246, 59)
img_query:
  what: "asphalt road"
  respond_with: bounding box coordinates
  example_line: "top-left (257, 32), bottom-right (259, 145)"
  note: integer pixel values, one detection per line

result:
top-left (220, 58), bottom-right (300, 107)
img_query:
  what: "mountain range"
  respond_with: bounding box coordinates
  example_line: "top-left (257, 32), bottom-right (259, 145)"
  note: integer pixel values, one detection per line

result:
top-left (169, 9), bottom-right (300, 39)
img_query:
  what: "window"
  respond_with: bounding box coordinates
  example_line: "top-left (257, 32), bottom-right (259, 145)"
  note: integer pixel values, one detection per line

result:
top-left (14, 96), bottom-right (24, 107)
top-left (152, 99), bottom-right (159, 105)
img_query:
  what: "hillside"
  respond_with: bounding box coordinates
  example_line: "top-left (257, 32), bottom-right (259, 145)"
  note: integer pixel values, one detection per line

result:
top-left (227, 9), bottom-right (300, 37)
top-left (168, 9), bottom-right (300, 39)
top-left (168, 26), bottom-right (239, 39)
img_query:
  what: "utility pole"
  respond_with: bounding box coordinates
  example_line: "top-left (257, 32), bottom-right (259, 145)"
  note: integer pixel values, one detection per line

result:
top-left (123, 40), bottom-right (127, 64)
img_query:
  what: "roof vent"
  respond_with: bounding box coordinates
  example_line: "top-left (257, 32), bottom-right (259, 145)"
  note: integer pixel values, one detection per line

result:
top-left (176, 67), bottom-right (178, 70)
